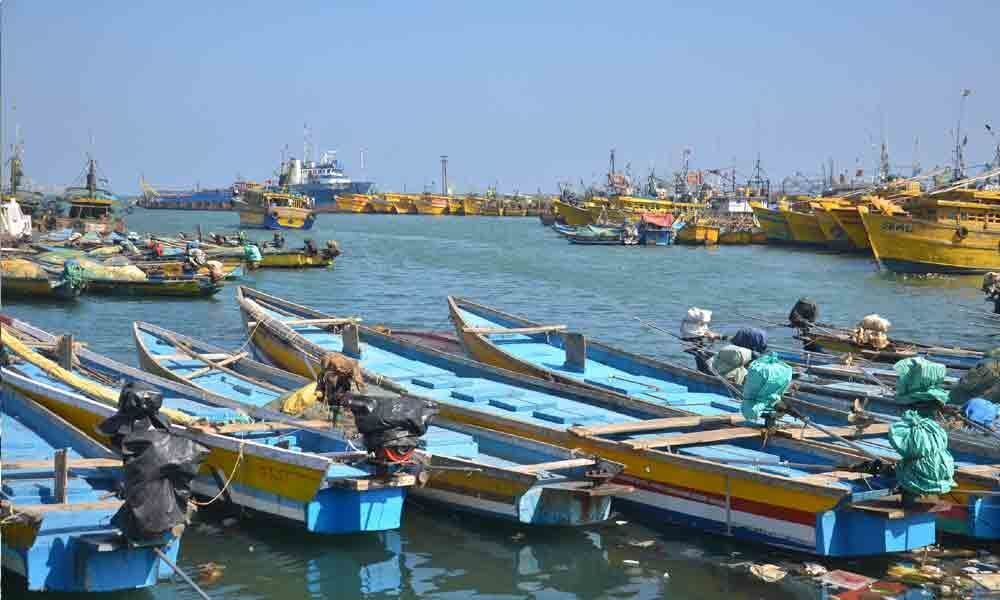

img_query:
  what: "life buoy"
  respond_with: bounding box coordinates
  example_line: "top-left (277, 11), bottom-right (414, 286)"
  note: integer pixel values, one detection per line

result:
top-left (957, 226), bottom-right (969, 239)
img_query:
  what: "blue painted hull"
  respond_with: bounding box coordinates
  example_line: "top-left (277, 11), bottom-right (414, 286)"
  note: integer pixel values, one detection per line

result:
top-left (2, 386), bottom-right (182, 592)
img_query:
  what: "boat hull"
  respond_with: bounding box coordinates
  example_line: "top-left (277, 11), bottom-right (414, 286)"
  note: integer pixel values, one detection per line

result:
top-left (783, 209), bottom-right (828, 247)
top-left (553, 200), bottom-right (594, 227)
top-left (718, 230), bottom-right (752, 245)
top-left (462, 197), bottom-right (483, 216)
top-left (814, 207), bottom-right (854, 251)
top-left (861, 210), bottom-right (1000, 274)
top-left (826, 206), bottom-right (871, 252)
top-left (750, 204), bottom-right (793, 243)
top-left (675, 224), bottom-right (719, 245)
top-left (238, 205), bottom-right (316, 230)
top-left (0, 276), bottom-right (82, 300)
top-left (85, 277), bottom-right (223, 297)
top-left (414, 196), bottom-right (450, 215)
top-left (335, 194), bottom-right (374, 213)
top-left (260, 251), bottom-right (334, 268)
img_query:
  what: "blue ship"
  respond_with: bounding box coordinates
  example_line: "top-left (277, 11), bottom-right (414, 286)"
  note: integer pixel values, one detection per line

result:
top-left (286, 151), bottom-right (375, 212)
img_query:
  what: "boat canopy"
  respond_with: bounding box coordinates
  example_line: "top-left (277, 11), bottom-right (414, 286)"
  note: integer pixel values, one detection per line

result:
top-left (640, 213), bottom-right (674, 227)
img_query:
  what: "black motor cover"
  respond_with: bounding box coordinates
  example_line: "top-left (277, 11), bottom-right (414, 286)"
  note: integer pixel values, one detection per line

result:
top-left (346, 394), bottom-right (438, 452)
top-left (788, 298), bottom-right (819, 328)
top-left (98, 382), bottom-right (208, 541)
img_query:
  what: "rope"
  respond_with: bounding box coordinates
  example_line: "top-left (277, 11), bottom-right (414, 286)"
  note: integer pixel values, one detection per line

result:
top-left (191, 440), bottom-right (244, 507)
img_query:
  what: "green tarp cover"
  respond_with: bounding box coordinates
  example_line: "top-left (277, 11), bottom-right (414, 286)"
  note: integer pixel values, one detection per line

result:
top-left (894, 357), bottom-right (949, 407)
top-left (741, 353), bottom-right (792, 421)
top-left (888, 410), bottom-right (956, 495)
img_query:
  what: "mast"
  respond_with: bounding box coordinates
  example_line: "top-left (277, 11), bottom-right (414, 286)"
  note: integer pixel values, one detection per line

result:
top-left (954, 89), bottom-right (972, 181)
top-left (86, 158), bottom-right (97, 196)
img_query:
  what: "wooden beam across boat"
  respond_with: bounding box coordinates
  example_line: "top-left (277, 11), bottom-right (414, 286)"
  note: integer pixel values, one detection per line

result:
top-left (3, 458), bottom-right (121, 470)
top-left (508, 458), bottom-right (595, 474)
top-left (568, 415), bottom-right (744, 437)
top-left (246, 317), bottom-right (361, 328)
top-left (461, 325), bottom-right (567, 335)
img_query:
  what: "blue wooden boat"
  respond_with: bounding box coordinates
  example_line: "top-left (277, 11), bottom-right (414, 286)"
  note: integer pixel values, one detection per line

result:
top-left (551, 223), bottom-right (577, 237)
top-left (1, 317), bottom-right (415, 536)
top-left (2, 384), bottom-right (182, 592)
top-left (235, 286), bottom-right (942, 557)
top-left (444, 297), bottom-right (1000, 540)
top-left (133, 321), bottom-right (633, 527)
top-left (566, 225), bottom-right (625, 245)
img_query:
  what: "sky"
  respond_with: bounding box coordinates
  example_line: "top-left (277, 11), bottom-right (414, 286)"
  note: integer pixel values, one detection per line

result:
top-left (3, 1), bottom-right (999, 194)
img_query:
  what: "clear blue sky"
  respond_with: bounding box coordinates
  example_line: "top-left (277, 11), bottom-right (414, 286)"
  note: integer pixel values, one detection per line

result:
top-left (4, 1), bottom-right (999, 194)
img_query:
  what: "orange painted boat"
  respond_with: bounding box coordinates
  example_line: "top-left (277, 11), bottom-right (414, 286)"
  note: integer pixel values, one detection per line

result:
top-left (414, 194), bottom-right (450, 215)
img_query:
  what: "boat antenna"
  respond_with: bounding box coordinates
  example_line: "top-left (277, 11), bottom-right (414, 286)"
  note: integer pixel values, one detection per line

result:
top-left (954, 88), bottom-right (972, 181)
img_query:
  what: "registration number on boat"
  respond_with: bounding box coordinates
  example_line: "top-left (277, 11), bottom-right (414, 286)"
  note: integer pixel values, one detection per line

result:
top-left (880, 222), bottom-right (912, 233)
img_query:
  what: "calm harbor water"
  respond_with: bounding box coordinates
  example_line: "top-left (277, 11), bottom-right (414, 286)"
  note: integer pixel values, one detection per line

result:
top-left (4, 210), bottom-right (988, 599)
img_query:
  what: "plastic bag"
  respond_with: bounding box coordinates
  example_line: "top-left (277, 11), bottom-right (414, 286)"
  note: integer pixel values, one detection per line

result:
top-left (888, 410), bottom-right (955, 495)
top-left (894, 357), bottom-right (950, 407)
top-left (741, 353), bottom-right (793, 421)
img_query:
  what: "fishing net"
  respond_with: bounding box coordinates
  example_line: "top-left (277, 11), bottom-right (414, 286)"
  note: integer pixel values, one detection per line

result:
top-left (741, 353), bottom-right (793, 421)
top-left (894, 357), bottom-right (950, 408)
top-left (60, 259), bottom-right (86, 289)
top-left (0, 257), bottom-right (48, 279)
top-left (950, 351), bottom-right (1000, 404)
top-left (888, 410), bottom-right (956, 495)
top-left (710, 344), bottom-right (752, 385)
top-left (244, 243), bottom-right (263, 263)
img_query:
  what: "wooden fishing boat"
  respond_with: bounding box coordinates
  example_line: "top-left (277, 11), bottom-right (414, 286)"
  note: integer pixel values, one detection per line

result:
top-left (2, 385), bottom-right (183, 592)
top-left (566, 225), bottom-right (625, 245)
top-left (445, 297), bottom-right (1000, 539)
top-left (84, 275), bottom-right (224, 297)
top-left (782, 205), bottom-right (827, 247)
top-left (259, 247), bottom-right (336, 268)
top-left (369, 195), bottom-right (396, 214)
top-left (133, 258), bottom-right (243, 280)
top-left (675, 222), bottom-right (720, 246)
top-left (749, 202), bottom-right (792, 243)
top-left (462, 195), bottom-right (483, 216)
top-left (133, 321), bottom-right (632, 527)
top-left (827, 204), bottom-right (872, 251)
top-left (812, 202), bottom-right (855, 252)
top-left (237, 187), bottom-right (316, 230)
top-left (718, 229), bottom-right (752, 245)
top-left (795, 325), bottom-right (983, 370)
top-left (551, 223), bottom-right (577, 237)
top-left (1, 317), bottom-right (415, 535)
top-left (447, 196), bottom-right (464, 215)
top-left (413, 194), bottom-right (450, 215)
top-left (0, 258), bottom-right (85, 300)
top-left (552, 200), bottom-right (594, 227)
top-left (335, 193), bottom-right (375, 213)
top-left (384, 193), bottom-right (418, 214)
top-left (235, 287), bottom-right (942, 556)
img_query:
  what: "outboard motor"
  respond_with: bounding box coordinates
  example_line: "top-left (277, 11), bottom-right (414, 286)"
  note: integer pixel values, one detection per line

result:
top-left (323, 240), bottom-right (342, 259)
top-left (318, 353), bottom-right (437, 472)
top-left (788, 298), bottom-right (819, 330)
top-left (97, 382), bottom-right (208, 542)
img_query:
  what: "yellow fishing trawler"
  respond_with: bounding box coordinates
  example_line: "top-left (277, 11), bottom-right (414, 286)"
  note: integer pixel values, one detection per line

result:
top-left (383, 192), bottom-right (418, 214)
top-left (462, 195), bottom-right (483, 216)
top-left (335, 193), bottom-right (374, 213)
top-left (812, 201), bottom-right (855, 252)
top-left (413, 194), bottom-right (449, 215)
top-left (56, 158), bottom-right (125, 234)
top-left (675, 220), bottom-right (719, 245)
top-left (861, 186), bottom-right (1000, 274)
top-left (237, 186), bottom-right (315, 230)
top-left (552, 199), bottom-right (593, 226)
top-left (447, 196), bottom-right (464, 215)
top-left (781, 199), bottom-right (827, 247)
top-left (749, 201), bottom-right (791, 243)
top-left (369, 194), bottom-right (396, 213)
